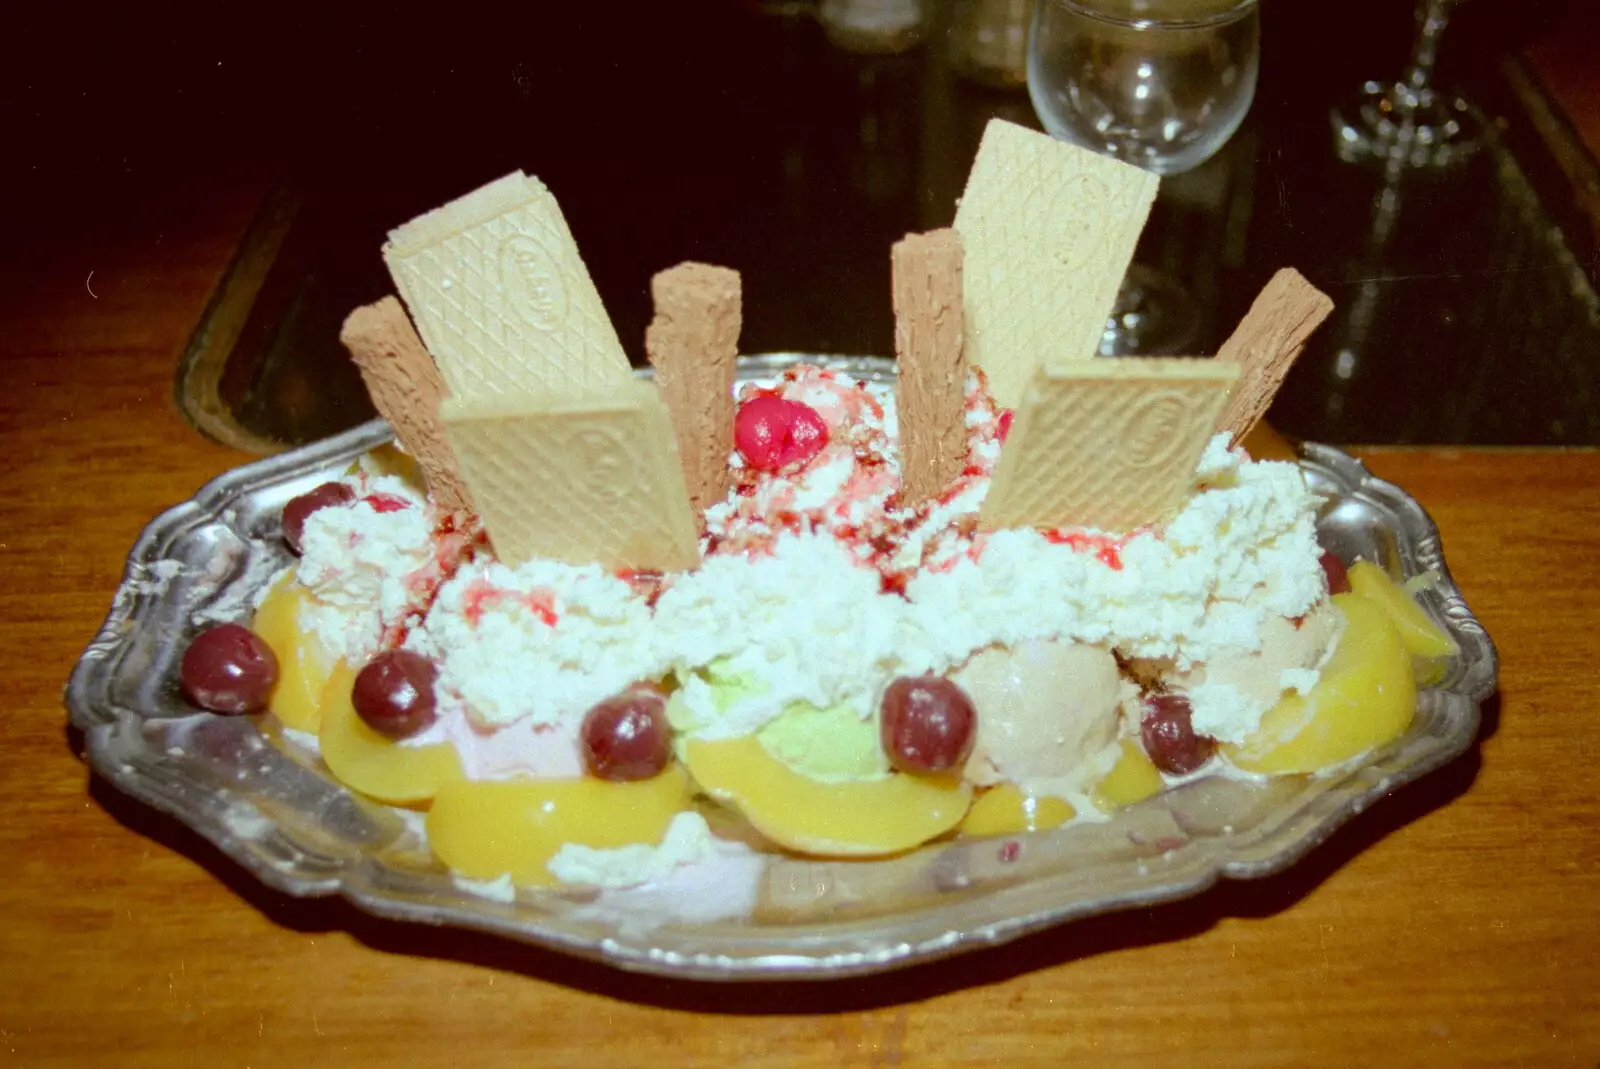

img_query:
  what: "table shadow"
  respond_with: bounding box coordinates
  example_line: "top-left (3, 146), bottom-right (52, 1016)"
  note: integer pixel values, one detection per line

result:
top-left (73, 688), bottom-right (1499, 1014)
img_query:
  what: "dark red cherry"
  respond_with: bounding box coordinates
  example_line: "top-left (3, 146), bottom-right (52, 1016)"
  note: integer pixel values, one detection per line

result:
top-left (580, 688), bottom-right (673, 781)
top-left (880, 676), bottom-right (977, 774)
top-left (180, 624), bottom-right (279, 715)
top-left (351, 650), bottom-right (439, 740)
top-left (281, 481), bottom-right (356, 554)
top-left (1140, 693), bottom-right (1215, 775)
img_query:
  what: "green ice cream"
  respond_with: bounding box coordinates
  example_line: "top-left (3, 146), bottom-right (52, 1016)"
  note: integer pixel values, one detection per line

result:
top-left (667, 659), bottom-right (890, 782)
top-left (756, 700), bottom-right (890, 782)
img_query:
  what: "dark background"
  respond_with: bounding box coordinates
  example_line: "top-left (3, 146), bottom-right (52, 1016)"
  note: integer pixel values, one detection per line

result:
top-left (4, 0), bottom-right (1596, 446)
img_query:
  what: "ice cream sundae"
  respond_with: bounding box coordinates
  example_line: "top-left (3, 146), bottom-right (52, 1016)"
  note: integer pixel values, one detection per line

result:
top-left (175, 120), bottom-right (1458, 906)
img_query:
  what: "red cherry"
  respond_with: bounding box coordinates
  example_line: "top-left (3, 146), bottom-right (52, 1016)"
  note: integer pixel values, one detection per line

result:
top-left (282, 481), bottom-right (356, 554)
top-left (580, 688), bottom-right (673, 781)
top-left (880, 676), bottom-right (977, 773)
top-left (734, 395), bottom-right (829, 471)
top-left (352, 650), bottom-right (439, 740)
top-left (1319, 550), bottom-right (1351, 595)
top-left (180, 624), bottom-right (279, 714)
top-left (1140, 693), bottom-right (1215, 775)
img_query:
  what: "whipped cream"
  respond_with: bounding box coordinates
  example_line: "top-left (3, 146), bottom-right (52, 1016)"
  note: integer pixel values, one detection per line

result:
top-left (407, 557), bottom-right (659, 730)
top-left (294, 366), bottom-right (1328, 777)
top-left (1183, 600), bottom-right (1346, 743)
top-left (546, 811), bottom-right (757, 888)
top-left (901, 441), bottom-right (1326, 675)
top-left (296, 471), bottom-right (434, 663)
top-left (659, 436), bottom-right (1325, 741)
top-left (654, 532), bottom-right (904, 737)
top-left (704, 366), bottom-right (900, 562)
top-left (706, 364), bottom-right (1011, 583)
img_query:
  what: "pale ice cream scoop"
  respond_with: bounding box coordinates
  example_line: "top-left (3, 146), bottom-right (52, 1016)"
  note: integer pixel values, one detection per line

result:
top-left (953, 639), bottom-right (1123, 793)
top-left (1168, 601), bottom-right (1346, 743)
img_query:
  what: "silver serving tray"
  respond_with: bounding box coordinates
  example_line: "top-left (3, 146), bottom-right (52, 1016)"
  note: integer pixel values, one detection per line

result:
top-left (66, 354), bottom-right (1497, 980)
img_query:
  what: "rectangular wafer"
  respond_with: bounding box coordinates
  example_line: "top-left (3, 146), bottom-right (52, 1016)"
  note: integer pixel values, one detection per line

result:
top-left (980, 358), bottom-right (1241, 532)
top-left (892, 229), bottom-right (967, 508)
top-left (1213, 268), bottom-right (1334, 443)
top-left (953, 119), bottom-right (1159, 409)
top-left (383, 171), bottom-right (634, 403)
top-left (439, 380), bottom-right (701, 572)
top-left (645, 262), bottom-right (742, 515)
top-left (340, 296), bottom-right (473, 516)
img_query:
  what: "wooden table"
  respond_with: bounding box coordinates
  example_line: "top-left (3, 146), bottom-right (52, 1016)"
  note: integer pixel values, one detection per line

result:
top-left (2, 182), bottom-right (1597, 1069)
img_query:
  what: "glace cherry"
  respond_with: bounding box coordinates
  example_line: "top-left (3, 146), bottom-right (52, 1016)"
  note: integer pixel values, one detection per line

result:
top-left (734, 395), bottom-right (829, 471)
top-left (352, 650), bottom-right (440, 740)
top-left (180, 624), bottom-right (279, 715)
top-left (580, 688), bottom-right (673, 781)
top-left (880, 676), bottom-right (977, 774)
top-left (1140, 693), bottom-right (1215, 775)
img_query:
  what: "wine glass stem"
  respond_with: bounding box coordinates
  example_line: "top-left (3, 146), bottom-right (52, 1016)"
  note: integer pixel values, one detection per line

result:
top-left (1396, 0), bottom-right (1455, 114)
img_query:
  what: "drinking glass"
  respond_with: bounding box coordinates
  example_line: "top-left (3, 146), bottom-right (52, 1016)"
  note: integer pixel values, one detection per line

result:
top-left (1331, 0), bottom-right (1481, 169)
top-left (1027, 0), bottom-right (1260, 176)
top-left (1026, 0), bottom-right (1259, 353)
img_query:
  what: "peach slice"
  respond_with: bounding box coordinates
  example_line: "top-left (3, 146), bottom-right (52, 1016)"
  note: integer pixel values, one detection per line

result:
top-left (317, 663), bottom-right (465, 805)
top-left (684, 735), bottom-right (971, 857)
top-left (252, 576), bottom-right (338, 733)
top-left (1348, 559), bottom-right (1458, 661)
top-left (358, 443), bottom-right (423, 488)
top-left (1090, 738), bottom-right (1166, 811)
top-left (426, 767), bottom-right (692, 887)
top-left (960, 784), bottom-right (1075, 838)
top-left (1224, 593), bottom-right (1415, 775)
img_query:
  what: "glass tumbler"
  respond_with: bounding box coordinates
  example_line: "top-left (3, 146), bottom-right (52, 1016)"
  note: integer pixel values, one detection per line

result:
top-left (1027, 0), bottom-right (1260, 176)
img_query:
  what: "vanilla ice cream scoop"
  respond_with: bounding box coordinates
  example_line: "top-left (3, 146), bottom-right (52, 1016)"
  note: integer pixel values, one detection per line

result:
top-left (1177, 601), bottom-right (1345, 743)
top-left (953, 639), bottom-right (1123, 792)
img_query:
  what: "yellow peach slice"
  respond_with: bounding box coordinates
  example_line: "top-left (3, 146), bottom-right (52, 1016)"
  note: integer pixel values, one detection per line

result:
top-left (1090, 738), bottom-right (1166, 811)
top-left (252, 575), bottom-right (337, 733)
top-left (1348, 559), bottom-right (1459, 661)
top-left (1224, 593), bottom-right (1415, 775)
top-left (318, 663), bottom-right (465, 805)
top-left (359, 443), bottom-right (423, 488)
top-left (960, 784), bottom-right (1075, 838)
top-left (426, 767), bottom-right (692, 887)
top-left (684, 735), bottom-right (971, 857)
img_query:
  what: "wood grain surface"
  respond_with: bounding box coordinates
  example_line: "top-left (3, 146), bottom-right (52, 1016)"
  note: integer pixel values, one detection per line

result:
top-left (1, 184), bottom-right (1597, 1069)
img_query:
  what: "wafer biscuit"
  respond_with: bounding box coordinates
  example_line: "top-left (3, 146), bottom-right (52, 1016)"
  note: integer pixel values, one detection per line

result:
top-left (645, 262), bottom-right (742, 515)
top-left (439, 380), bottom-right (700, 572)
top-left (953, 119), bottom-right (1159, 409)
top-left (980, 358), bottom-right (1241, 532)
top-left (339, 297), bottom-right (474, 515)
top-left (383, 172), bottom-right (634, 403)
top-left (892, 229), bottom-right (967, 508)
top-left (1213, 268), bottom-right (1334, 443)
